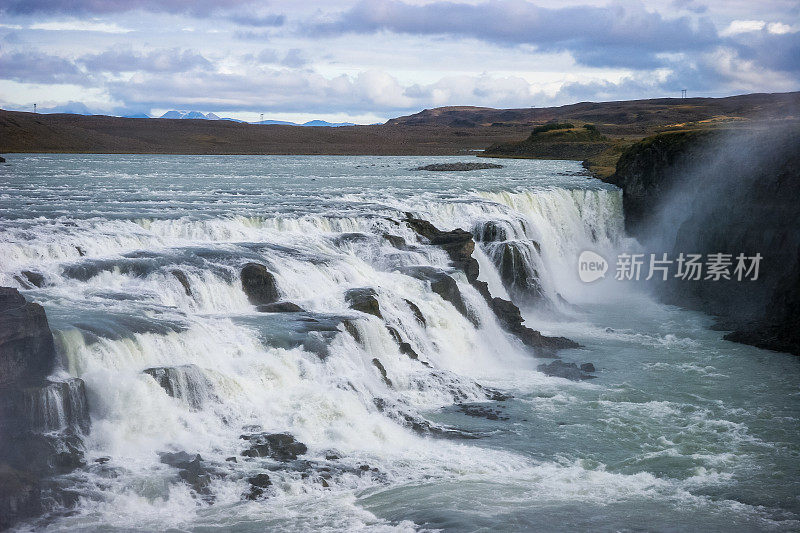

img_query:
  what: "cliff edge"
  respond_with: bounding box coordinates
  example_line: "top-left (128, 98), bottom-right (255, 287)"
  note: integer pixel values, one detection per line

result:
top-left (605, 127), bottom-right (800, 355)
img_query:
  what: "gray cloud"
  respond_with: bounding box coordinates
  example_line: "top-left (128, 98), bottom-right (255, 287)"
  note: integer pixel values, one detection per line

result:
top-left (0, 0), bottom-right (254, 15)
top-left (280, 48), bottom-right (307, 68)
top-left (314, 0), bottom-right (719, 69)
top-left (79, 48), bottom-right (212, 73)
top-left (730, 31), bottom-right (800, 73)
top-left (227, 12), bottom-right (285, 27)
top-left (0, 49), bottom-right (89, 84)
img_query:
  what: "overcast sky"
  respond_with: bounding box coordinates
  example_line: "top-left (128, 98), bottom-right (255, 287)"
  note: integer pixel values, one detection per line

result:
top-left (0, 0), bottom-right (797, 123)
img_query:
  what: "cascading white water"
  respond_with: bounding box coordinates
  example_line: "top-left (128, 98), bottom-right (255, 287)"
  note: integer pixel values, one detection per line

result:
top-left (10, 156), bottom-right (790, 532)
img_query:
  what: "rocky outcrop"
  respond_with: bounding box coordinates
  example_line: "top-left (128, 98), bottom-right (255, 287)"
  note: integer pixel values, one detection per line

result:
top-left (606, 128), bottom-right (800, 355)
top-left (240, 432), bottom-right (308, 461)
top-left (537, 360), bottom-right (597, 381)
top-left (13, 271), bottom-right (45, 289)
top-left (412, 162), bottom-right (503, 171)
top-left (401, 266), bottom-right (478, 326)
top-left (0, 464), bottom-right (40, 530)
top-left (241, 263), bottom-right (280, 305)
top-left (159, 451), bottom-right (223, 497)
top-left (403, 299), bottom-right (426, 326)
top-left (371, 358), bottom-right (393, 387)
top-left (604, 130), bottom-right (710, 233)
top-left (404, 217), bottom-right (481, 283)
top-left (345, 288), bottom-right (382, 318)
top-left (170, 269), bottom-right (192, 296)
top-left (245, 473), bottom-right (272, 500)
top-left (0, 287), bottom-right (56, 386)
top-left (490, 297), bottom-right (579, 355)
top-left (0, 288), bottom-right (91, 529)
top-left (257, 301), bottom-right (304, 313)
top-left (492, 242), bottom-right (544, 301)
top-left (404, 219), bottom-right (577, 355)
top-left (144, 365), bottom-right (215, 410)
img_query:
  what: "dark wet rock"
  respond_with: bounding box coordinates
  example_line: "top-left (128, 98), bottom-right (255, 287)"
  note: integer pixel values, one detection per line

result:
top-left (474, 220), bottom-right (512, 242)
top-left (20, 271), bottom-right (45, 288)
top-left (385, 326), bottom-right (402, 344)
top-left (403, 299), bottom-right (426, 326)
top-left (0, 287), bottom-right (56, 386)
top-left (580, 363), bottom-right (596, 373)
top-left (413, 163), bottom-right (504, 172)
top-left (159, 452), bottom-right (219, 495)
top-left (0, 156), bottom-right (5, 163)
top-left (0, 289), bottom-right (91, 530)
top-left (241, 263), bottom-right (280, 305)
top-left (403, 221), bottom-right (577, 353)
top-left (94, 457), bottom-right (110, 464)
top-left (493, 242), bottom-right (544, 301)
top-left (373, 398), bottom-right (481, 439)
top-left (456, 403), bottom-right (509, 421)
top-left (143, 365), bottom-right (214, 410)
top-left (371, 358), bottom-right (393, 387)
top-left (248, 473), bottom-right (272, 487)
top-left (240, 433), bottom-right (308, 461)
top-left (405, 218), bottom-right (480, 284)
top-left (245, 473), bottom-right (272, 500)
top-left (341, 319), bottom-right (363, 344)
top-left (398, 342), bottom-right (419, 360)
top-left (75, 246), bottom-right (86, 257)
top-left (538, 360), bottom-right (597, 381)
top-left (480, 387), bottom-right (512, 402)
top-left (382, 234), bottom-right (407, 249)
top-left (491, 297), bottom-right (580, 356)
top-left (225, 456), bottom-right (237, 463)
top-left (385, 327), bottom-right (420, 359)
top-left (170, 269), bottom-right (192, 296)
top-left (1, 432), bottom-right (86, 476)
top-left (0, 378), bottom-right (90, 436)
top-left (606, 129), bottom-right (800, 356)
top-left (256, 301), bottom-right (304, 313)
top-left (0, 464), bottom-right (40, 531)
top-left (403, 267), bottom-right (477, 326)
top-left (345, 288), bottom-right (382, 319)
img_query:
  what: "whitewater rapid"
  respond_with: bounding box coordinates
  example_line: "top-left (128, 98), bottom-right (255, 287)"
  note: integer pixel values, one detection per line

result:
top-left (1, 155), bottom-right (797, 532)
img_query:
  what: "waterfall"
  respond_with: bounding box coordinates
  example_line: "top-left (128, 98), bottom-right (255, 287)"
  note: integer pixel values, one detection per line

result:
top-left (0, 157), bottom-right (629, 528)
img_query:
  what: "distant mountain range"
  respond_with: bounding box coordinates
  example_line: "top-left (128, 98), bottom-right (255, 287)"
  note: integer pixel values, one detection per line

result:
top-left (154, 110), bottom-right (355, 127)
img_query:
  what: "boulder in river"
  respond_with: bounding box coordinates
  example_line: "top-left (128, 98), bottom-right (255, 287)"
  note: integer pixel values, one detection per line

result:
top-left (245, 473), bottom-right (272, 500)
top-left (412, 163), bottom-right (504, 172)
top-left (159, 451), bottom-right (220, 496)
top-left (241, 263), bottom-right (280, 305)
top-left (240, 432), bottom-right (308, 461)
top-left (537, 360), bottom-right (596, 381)
top-left (256, 301), bottom-right (304, 313)
top-left (345, 288), bottom-right (382, 319)
top-left (144, 365), bottom-right (214, 410)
